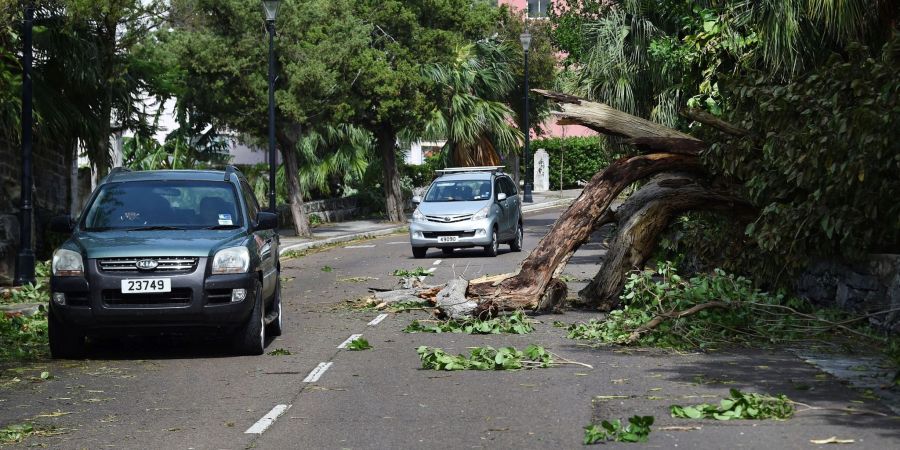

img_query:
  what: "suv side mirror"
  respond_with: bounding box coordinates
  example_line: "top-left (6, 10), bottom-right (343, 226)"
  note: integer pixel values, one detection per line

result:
top-left (411, 195), bottom-right (422, 205)
top-left (50, 215), bottom-right (75, 233)
top-left (496, 192), bottom-right (507, 202)
top-left (255, 212), bottom-right (278, 231)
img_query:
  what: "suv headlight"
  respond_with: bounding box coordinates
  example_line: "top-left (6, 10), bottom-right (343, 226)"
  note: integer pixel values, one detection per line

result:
top-left (412, 208), bottom-right (426, 222)
top-left (472, 205), bottom-right (491, 221)
top-left (52, 249), bottom-right (84, 277)
top-left (212, 247), bottom-right (250, 274)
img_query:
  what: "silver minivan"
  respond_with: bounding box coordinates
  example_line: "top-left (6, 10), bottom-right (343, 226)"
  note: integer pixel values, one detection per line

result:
top-left (409, 167), bottom-right (523, 258)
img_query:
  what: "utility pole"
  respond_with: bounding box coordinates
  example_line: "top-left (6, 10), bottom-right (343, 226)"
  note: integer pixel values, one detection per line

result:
top-left (14, 1), bottom-right (35, 286)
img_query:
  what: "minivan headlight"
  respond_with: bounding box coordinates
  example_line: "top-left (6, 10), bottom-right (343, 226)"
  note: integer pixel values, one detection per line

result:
top-left (472, 205), bottom-right (491, 221)
top-left (412, 208), bottom-right (426, 222)
top-left (212, 247), bottom-right (250, 274)
top-left (52, 249), bottom-right (84, 277)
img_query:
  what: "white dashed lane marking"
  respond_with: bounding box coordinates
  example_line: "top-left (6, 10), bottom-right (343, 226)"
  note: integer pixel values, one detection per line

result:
top-left (386, 241), bottom-right (408, 245)
top-left (337, 334), bottom-right (363, 349)
top-left (426, 267), bottom-right (437, 273)
top-left (344, 244), bottom-right (376, 249)
top-left (244, 404), bottom-right (291, 434)
top-left (303, 362), bottom-right (333, 383)
top-left (368, 313), bottom-right (388, 326)
top-left (433, 260), bottom-right (442, 265)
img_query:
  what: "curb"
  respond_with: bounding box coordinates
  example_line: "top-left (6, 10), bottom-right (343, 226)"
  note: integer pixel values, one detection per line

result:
top-left (522, 198), bottom-right (575, 214)
top-left (279, 225), bottom-right (408, 256)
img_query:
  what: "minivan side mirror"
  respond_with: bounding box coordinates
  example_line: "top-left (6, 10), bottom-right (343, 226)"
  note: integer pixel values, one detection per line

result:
top-left (496, 192), bottom-right (507, 202)
top-left (255, 212), bottom-right (279, 231)
top-left (49, 215), bottom-right (75, 233)
top-left (411, 195), bottom-right (422, 205)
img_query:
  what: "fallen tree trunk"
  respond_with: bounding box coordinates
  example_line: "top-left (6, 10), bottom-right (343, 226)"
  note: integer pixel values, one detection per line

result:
top-left (470, 153), bottom-right (705, 314)
top-left (578, 173), bottom-right (755, 310)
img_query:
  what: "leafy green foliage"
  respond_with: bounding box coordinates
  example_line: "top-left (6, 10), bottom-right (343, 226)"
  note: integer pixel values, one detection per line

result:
top-left (347, 338), bottom-right (372, 351)
top-left (321, 266), bottom-right (334, 273)
top-left (530, 136), bottom-right (621, 189)
top-left (0, 309), bottom-right (48, 363)
top-left (392, 268), bottom-right (432, 278)
top-left (416, 345), bottom-right (552, 371)
top-left (584, 416), bottom-right (654, 444)
top-left (0, 423), bottom-right (36, 445)
top-left (670, 389), bottom-right (794, 420)
top-left (705, 39), bottom-right (900, 276)
top-left (566, 262), bottom-right (868, 349)
top-left (267, 348), bottom-right (292, 356)
top-left (404, 312), bottom-right (533, 335)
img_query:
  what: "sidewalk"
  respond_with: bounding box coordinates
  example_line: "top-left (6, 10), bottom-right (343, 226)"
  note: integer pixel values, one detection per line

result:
top-left (278, 188), bottom-right (582, 256)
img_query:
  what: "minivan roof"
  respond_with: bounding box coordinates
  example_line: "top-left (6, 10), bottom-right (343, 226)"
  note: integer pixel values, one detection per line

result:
top-left (436, 171), bottom-right (507, 181)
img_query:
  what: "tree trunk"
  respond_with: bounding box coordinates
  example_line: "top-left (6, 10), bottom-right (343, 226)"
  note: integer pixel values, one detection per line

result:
top-left (377, 124), bottom-right (405, 222)
top-left (470, 153), bottom-right (705, 313)
top-left (277, 130), bottom-right (311, 238)
top-left (578, 173), bottom-right (754, 310)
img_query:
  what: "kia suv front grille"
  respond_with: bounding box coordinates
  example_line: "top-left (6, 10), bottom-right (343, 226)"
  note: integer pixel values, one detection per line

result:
top-left (98, 257), bottom-right (199, 273)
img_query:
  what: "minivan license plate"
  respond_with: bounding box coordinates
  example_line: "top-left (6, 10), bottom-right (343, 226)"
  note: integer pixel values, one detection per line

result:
top-left (438, 236), bottom-right (458, 243)
top-left (121, 278), bottom-right (171, 294)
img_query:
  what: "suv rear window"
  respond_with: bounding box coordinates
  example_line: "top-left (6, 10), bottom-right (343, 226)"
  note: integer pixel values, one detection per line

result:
top-left (82, 180), bottom-right (243, 231)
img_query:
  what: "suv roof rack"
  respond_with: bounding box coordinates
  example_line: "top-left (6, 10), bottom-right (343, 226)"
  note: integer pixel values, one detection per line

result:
top-left (224, 165), bottom-right (240, 181)
top-left (435, 166), bottom-right (505, 174)
top-left (109, 166), bottom-right (131, 174)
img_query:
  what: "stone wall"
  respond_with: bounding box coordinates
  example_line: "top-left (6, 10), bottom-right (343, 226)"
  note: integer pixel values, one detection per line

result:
top-left (796, 254), bottom-right (900, 333)
top-left (277, 196), bottom-right (367, 228)
top-left (0, 142), bottom-right (71, 285)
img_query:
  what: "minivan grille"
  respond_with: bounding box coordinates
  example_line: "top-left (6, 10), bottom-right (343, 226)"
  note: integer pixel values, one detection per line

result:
top-left (425, 214), bottom-right (474, 223)
top-left (423, 231), bottom-right (476, 238)
top-left (99, 257), bottom-right (199, 273)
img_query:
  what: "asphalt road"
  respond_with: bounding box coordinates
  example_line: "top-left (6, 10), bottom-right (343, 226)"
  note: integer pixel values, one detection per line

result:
top-left (1, 208), bottom-right (898, 449)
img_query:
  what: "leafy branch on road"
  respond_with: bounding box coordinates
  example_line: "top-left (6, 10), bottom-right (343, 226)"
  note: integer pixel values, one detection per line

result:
top-left (670, 389), bottom-right (794, 420)
top-left (584, 416), bottom-right (654, 444)
top-left (416, 345), bottom-right (592, 371)
top-left (392, 267), bottom-right (433, 278)
top-left (347, 337), bottom-right (372, 350)
top-left (404, 311), bottom-right (533, 334)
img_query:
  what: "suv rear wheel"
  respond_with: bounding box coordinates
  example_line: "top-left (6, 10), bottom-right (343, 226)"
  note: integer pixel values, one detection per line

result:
top-left (266, 277), bottom-right (283, 337)
top-left (234, 279), bottom-right (265, 355)
top-left (48, 308), bottom-right (86, 359)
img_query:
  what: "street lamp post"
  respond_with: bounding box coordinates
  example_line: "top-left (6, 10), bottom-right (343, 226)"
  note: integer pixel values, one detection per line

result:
top-left (14, 1), bottom-right (35, 286)
top-left (263, 0), bottom-right (281, 213)
top-left (519, 30), bottom-right (533, 203)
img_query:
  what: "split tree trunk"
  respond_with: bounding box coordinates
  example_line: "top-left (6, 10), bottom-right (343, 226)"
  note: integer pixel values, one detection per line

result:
top-left (277, 129), bottom-right (311, 238)
top-left (578, 173), bottom-right (754, 310)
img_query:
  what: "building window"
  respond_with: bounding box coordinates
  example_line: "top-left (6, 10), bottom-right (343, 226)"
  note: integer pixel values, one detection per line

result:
top-left (528, 0), bottom-right (548, 18)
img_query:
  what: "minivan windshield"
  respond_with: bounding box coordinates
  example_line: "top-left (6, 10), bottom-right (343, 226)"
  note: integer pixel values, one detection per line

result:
top-left (82, 180), bottom-right (243, 231)
top-left (424, 180), bottom-right (493, 202)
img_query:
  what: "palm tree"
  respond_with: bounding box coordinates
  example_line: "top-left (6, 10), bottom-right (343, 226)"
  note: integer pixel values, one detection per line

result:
top-left (422, 40), bottom-right (524, 167)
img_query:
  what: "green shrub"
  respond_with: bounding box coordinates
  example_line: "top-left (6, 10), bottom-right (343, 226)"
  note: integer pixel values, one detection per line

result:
top-left (529, 136), bottom-right (620, 189)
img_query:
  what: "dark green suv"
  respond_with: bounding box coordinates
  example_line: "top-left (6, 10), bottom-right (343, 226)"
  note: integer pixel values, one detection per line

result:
top-left (48, 167), bottom-right (282, 357)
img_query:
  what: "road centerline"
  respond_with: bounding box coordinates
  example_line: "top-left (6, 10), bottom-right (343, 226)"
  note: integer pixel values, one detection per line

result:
top-left (337, 334), bottom-right (363, 349)
top-left (244, 404), bottom-right (291, 435)
top-left (368, 313), bottom-right (388, 326)
top-left (303, 362), bottom-right (334, 383)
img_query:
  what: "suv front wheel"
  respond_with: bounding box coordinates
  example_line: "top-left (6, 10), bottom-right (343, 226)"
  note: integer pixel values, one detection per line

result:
top-left (233, 278), bottom-right (265, 355)
top-left (48, 308), bottom-right (86, 359)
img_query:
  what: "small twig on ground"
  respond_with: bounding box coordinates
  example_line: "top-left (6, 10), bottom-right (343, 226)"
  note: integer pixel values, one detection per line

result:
top-left (790, 401), bottom-right (889, 417)
top-left (627, 301), bottom-right (729, 344)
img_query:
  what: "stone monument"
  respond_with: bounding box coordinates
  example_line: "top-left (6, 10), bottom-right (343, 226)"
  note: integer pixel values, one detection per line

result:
top-left (533, 148), bottom-right (550, 192)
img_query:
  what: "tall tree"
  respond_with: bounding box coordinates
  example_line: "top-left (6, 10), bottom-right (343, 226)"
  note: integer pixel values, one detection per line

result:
top-left (346, 0), bottom-right (498, 222)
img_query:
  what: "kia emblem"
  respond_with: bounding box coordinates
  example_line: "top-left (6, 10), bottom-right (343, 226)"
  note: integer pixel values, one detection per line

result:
top-left (136, 259), bottom-right (159, 270)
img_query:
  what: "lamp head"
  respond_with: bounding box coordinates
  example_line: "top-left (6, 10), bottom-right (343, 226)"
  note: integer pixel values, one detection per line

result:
top-left (262, 0), bottom-right (281, 22)
top-left (519, 31), bottom-right (532, 52)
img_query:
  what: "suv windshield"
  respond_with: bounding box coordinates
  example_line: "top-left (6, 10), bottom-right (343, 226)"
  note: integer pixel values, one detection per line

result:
top-left (424, 180), bottom-right (493, 202)
top-left (82, 180), bottom-right (243, 231)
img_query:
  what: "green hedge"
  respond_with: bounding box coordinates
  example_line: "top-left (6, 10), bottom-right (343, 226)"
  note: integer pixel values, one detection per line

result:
top-left (530, 136), bottom-right (619, 189)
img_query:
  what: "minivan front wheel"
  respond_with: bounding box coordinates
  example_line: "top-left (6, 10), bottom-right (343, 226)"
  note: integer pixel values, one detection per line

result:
top-left (483, 228), bottom-right (499, 257)
top-left (234, 279), bottom-right (265, 355)
top-left (412, 247), bottom-right (427, 259)
top-left (48, 308), bottom-right (85, 359)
